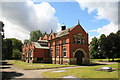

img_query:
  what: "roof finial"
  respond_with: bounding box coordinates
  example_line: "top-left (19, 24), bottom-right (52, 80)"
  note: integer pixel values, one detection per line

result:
top-left (78, 20), bottom-right (80, 25)
top-left (50, 29), bottom-right (53, 33)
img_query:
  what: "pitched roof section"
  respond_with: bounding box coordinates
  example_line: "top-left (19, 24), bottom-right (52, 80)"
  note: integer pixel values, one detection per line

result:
top-left (38, 40), bottom-right (48, 42)
top-left (55, 26), bottom-right (76, 38)
top-left (33, 42), bottom-right (49, 49)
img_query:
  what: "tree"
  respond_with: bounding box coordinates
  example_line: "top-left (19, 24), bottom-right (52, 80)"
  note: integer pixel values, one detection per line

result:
top-left (2, 38), bottom-right (23, 60)
top-left (2, 39), bottom-right (13, 59)
top-left (115, 31), bottom-right (120, 58)
top-left (89, 37), bottom-right (99, 59)
top-left (9, 38), bottom-right (23, 51)
top-left (29, 30), bottom-right (43, 42)
top-left (116, 30), bottom-right (120, 36)
top-left (98, 34), bottom-right (106, 59)
top-left (12, 49), bottom-right (21, 60)
top-left (100, 33), bottom-right (120, 61)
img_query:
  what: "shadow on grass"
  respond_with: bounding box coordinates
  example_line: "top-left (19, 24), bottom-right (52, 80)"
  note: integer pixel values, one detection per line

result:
top-left (0, 61), bottom-right (13, 66)
top-left (0, 66), bottom-right (11, 69)
top-left (2, 71), bottom-right (24, 79)
top-left (76, 63), bottom-right (107, 66)
top-left (109, 60), bottom-right (120, 62)
top-left (97, 60), bottom-right (120, 63)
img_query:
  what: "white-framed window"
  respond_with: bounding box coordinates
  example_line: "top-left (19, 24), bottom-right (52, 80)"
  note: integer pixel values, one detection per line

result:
top-left (62, 46), bottom-right (66, 57)
top-left (62, 39), bottom-right (66, 44)
top-left (56, 47), bottom-right (59, 57)
top-left (56, 41), bottom-right (59, 46)
top-left (73, 34), bottom-right (86, 44)
top-left (77, 38), bottom-right (81, 44)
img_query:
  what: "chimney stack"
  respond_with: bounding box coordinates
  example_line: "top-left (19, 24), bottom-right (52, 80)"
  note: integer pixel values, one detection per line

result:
top-left (61, 24), bottom-right (66, 31)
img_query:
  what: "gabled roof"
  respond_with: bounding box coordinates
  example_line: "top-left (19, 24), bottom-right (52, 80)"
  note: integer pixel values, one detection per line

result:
top-left (38, 40), bottom-right (48, 42)
top-left (55, 26), bottom-right (76, 38)
top-left (33, 42), bottom-right (49, 49)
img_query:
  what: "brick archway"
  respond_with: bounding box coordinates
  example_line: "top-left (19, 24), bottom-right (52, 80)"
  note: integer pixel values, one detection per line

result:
top-left (73, 48), bottom-right (86, 64)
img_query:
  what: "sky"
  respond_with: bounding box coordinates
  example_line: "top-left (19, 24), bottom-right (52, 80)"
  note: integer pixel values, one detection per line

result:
top-left (0, 0), bottom-right (119, 43)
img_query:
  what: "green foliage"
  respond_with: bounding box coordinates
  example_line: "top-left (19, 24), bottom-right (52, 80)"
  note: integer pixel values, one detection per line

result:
top-left (116, 30), bottom-right (120, 36)
top-left (29, 30), bottom-right (43, 42)
top-left (2, 39), bottom-right (12, 59)
top-left (89, 37), bottom-right (99, 59)
top-left (100, 33), bottom-right (120, 61)
top-left (98, 34), bottom-right (106, 59)
top-left (12, 49), bottom-right (21, 60)
top-left (9, 38), bottom-right (23, 51)
top-left (90, 30), bottom-right (120, 61)
top-left (2, 38), bottom-right (23, 60)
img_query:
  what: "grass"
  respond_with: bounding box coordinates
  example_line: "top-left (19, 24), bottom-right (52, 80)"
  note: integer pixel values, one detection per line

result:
top-left (42, 63), bottom-right (119, 78)
top-left (90, 58), bottom-right (120, 62)
top-left (8, 60), bottom-right (76, 70)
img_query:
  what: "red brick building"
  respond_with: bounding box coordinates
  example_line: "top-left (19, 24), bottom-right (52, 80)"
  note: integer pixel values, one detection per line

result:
top-left (22, 22), bottom-right (90, 65)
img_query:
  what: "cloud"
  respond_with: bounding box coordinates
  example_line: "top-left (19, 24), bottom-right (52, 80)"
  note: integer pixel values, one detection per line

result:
top-left (76, 0), bottom-right (119, 43)
top-left (1, 18), bottom-right (30, 42)
top-left (56, 23), bottom-right (61, 32)
top-left (97, 22), bottom-right (118, 35)
top-left (1, 1), bottom-right (60, 41)
top-left (76, 1), bottom-right (118, 25)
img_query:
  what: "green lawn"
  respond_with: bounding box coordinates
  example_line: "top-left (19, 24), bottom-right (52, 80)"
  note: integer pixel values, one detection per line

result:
top-left (42, 63), bottom-right (119, 78)
top-left (90, 58), bottom-right (120, 62)
top-left (8, 60), bottom-right (76, 70)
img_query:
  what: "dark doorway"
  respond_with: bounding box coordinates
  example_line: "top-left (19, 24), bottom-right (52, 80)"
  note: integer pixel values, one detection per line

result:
top-left (74, 50), bottom-right (84, 65)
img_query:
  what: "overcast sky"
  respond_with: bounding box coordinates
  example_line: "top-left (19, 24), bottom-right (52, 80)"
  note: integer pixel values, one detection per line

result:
top-left (0, 0), bottom-right (119, 43)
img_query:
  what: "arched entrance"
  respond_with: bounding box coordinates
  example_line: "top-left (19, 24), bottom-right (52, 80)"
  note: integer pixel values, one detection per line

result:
top-left (74, 50), bottom-right (84, 65)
